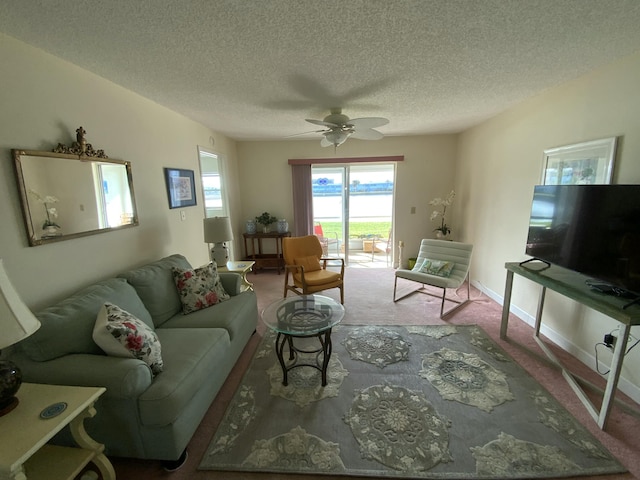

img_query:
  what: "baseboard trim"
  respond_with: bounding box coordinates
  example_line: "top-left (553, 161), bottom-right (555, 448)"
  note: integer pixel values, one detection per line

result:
top-left (472, 280), bottom-right (640, 405)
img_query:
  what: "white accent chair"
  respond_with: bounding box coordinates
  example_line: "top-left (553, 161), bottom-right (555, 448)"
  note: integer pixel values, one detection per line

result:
top-left (393, 239), bottom-right (473, 318)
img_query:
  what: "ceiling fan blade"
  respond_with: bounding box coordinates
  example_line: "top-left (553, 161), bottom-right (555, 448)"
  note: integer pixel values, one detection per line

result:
top-left (306, 118), bottom-right (338, 127)
top-left (348, 117), bottom-right (389, 129)
top-left (351, 128), bottom-right (384, 140)
top-left (284, 129), bottom-right (328, 138)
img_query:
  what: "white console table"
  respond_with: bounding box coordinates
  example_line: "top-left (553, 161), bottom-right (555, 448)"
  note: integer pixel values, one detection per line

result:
top-left (501, 261), bottom-right (640, 430)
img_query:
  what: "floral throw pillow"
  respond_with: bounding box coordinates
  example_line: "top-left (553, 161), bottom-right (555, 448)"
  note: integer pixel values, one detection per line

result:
top-left (420, 258), bottom-right (455, 277)
top-left (172, 262), bottom-right (230, 314)
top-left (92, 303), bottom-right (163, 376)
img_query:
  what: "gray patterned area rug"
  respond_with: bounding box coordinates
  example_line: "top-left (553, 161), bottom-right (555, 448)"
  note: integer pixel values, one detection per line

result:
top-left (199, 325), bottom-right (625, 478)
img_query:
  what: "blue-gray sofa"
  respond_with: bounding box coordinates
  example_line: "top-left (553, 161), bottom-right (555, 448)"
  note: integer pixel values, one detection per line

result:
top-left (10, 254), bottom-right (258, 463)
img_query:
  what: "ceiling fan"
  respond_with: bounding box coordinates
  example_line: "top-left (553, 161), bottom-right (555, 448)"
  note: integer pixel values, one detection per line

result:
top-left (303, 108), bottom-right (389, 148)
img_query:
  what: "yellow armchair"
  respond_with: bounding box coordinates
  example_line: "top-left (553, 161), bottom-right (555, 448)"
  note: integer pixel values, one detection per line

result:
top-left (283, 235), bottom-right (345, 304)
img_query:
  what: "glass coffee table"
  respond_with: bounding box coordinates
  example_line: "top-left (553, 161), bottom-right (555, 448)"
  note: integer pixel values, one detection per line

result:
top-left (261, 295), bottom-right (345, 386)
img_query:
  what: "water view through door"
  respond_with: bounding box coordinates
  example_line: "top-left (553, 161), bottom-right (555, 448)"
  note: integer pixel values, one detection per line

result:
top-left (312, 164), bottom-right (394, 266)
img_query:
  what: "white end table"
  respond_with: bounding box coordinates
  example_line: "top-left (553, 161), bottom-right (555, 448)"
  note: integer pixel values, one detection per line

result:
top-left (0, 383), bottom-right (115, 480)
top-left (219, 261), bottom-right (255, 291)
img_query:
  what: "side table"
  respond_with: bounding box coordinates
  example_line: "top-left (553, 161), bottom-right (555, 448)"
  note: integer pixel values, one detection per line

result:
top-left (0, 383), bottom-right (115, 480)
top-left (261, 295), bottom-right (345, 386)
top-left (218, 261), bottom-right (255, 291)
top-left (243, 232), bottom-right (290, 274)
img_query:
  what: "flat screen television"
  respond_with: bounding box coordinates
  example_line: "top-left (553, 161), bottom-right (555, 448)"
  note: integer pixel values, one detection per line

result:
top-left (525, 184), bottom-right (640, 296)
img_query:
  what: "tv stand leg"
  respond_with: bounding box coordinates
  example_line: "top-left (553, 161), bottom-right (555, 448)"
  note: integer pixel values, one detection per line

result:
top-left (599, 323), bottom-right (630, 429)
top-left (500, 270), bottom-right (514, 339)
top-left (534, 286), bottom-right (546, 337)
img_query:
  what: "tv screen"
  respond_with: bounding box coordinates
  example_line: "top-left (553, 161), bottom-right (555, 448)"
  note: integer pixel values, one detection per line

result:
top-left (525, 184), bottom-right (640, 295)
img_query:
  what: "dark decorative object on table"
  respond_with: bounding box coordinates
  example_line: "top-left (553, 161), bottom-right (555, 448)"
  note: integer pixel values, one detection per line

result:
top-left (0, 258), bottom-right (41, 416)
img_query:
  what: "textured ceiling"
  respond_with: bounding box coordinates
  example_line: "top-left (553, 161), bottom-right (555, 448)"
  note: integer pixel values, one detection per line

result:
top-left (2, 1), bottom-right (640, 141)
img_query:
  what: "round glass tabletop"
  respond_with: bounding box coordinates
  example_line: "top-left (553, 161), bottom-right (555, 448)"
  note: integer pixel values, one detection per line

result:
top-left (261, 294), bottom-right (345, 335)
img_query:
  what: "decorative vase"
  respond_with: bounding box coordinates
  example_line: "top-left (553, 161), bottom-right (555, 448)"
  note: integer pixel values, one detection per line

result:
top-left (262, 225), bottom-right (269, 233)
top-left (246, 220), bottom-right (257, 234)
top-left (42, 225), bottom-right (62, 237)
top-left (277, 219), bottom-right (289, 233)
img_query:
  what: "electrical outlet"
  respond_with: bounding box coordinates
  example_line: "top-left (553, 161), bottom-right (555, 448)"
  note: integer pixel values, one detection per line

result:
top-left (603, 333), bottom-right (617, 349)
top-left (180, 210), bottom-right (186, 221)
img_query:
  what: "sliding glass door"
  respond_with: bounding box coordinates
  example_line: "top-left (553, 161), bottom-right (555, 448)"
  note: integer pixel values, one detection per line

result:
top-left (312, 164), bottom-right (394, 266)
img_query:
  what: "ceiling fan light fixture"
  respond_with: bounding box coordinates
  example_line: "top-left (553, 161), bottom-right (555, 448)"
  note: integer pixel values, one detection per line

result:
top-left (324, 130), bottom-right (350, 147)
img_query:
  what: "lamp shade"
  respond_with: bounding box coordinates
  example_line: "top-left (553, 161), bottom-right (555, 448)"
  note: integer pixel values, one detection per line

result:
top-left (203, 217), bottom-right (234, 244)
top-left (0, 259), bottom-right (41, 350)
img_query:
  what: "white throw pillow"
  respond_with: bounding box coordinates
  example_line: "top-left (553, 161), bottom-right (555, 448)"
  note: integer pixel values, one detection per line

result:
top-left (93, 303), bottom-right (163, 375)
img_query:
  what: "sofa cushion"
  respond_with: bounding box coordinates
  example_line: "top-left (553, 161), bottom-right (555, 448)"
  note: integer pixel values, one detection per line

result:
top-left (159, 290), bottom-right (258, 342)
top-left (93, 303), bottom-right (164, 375)
top-left (172, 262), bottom-right (230, 314)
top-left (138, 328), bottom-right (230, 427)
top-left (20, 278), bottom-right (153, 362)
top-left (119, 254), bottom-right (192, 327)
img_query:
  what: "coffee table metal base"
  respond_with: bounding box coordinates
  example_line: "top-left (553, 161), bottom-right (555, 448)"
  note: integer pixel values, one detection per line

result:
top-left (276, 329), bottom-right (333, 387)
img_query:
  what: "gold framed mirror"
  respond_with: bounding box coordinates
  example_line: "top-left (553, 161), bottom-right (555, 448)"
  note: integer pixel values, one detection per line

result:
top-left (13, 149), bottom-right (139, 246)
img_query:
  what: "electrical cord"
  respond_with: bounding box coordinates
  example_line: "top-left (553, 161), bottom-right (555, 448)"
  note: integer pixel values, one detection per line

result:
top-left (594, 334), bottom-right (640, 376)
top-left (594, 343), bottom-right (611, 375)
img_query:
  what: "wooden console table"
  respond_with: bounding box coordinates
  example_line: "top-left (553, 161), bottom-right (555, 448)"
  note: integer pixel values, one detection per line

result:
top-left (501, 261), bottom-right (640, 429)
top-left (243, 232), bottom-right (290, 274)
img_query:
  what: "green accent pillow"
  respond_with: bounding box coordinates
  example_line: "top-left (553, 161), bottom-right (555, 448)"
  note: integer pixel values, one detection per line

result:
top-left (420, 259), bottom-right (455, 277)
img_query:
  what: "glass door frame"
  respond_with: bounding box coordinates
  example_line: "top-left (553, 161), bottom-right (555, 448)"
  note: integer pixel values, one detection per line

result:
top-left (312, 163), bottom-right (395, 266)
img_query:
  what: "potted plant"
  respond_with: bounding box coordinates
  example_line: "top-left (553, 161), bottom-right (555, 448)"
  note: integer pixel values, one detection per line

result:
top-left (29, 189), bottom-right (62, 236)
top-left (255, 212), bottom-right (278, 233)
top-left (429, 190), bottom-right (455, 238)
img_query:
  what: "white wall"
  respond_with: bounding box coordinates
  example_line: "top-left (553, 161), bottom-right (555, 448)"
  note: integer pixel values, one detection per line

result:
top-left (457, 49), bottom-right (640, 400)
top-left (0, 34), bottom-right (241, 310)
top-left (236, 135), bottom-right (458, 266)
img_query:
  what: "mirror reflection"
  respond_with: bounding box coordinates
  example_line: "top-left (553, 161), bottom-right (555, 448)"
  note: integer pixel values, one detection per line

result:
top-left (13, 150), bottom-right (138, 246)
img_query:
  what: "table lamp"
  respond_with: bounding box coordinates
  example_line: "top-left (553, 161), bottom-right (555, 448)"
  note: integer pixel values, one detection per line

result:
top-left (0, 258), bottom-right (41, 416)
top-left (203, 217), bottom-right (234, 267)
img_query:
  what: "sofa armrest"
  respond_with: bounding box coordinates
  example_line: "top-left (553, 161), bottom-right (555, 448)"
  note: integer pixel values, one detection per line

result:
top-left (14, 352), bottom-right (153, 399)
top-left (219, 272), bottom-right (243, 296)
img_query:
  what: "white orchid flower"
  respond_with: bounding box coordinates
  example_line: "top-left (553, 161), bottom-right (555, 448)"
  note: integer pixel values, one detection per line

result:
top-left (429, 190), bottom-right (455, 236)
top-left (29, 189), bottom-right (59, 204)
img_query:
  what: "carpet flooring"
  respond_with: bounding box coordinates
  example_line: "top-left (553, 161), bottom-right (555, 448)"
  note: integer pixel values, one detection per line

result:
top-left (199, 324), bottom-right (625, 478)
top-left (110, 267), bottom-right (640, 479)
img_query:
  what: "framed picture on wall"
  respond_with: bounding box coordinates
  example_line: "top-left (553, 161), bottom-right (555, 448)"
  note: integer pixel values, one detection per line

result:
top-left (164, 167), bottom-right (197, 208)
top-left (541, 137), bottom-right (617, 185)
